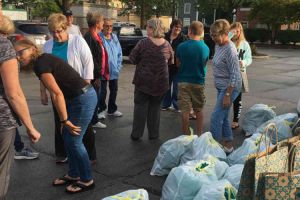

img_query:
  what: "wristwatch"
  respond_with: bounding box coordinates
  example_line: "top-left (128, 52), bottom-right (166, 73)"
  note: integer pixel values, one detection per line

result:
top-left (225, 92), bottom-right (230, 96)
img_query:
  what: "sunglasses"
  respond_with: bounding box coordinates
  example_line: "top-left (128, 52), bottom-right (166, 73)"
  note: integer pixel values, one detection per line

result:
top-left (16, 47), bottom-right (31, 57)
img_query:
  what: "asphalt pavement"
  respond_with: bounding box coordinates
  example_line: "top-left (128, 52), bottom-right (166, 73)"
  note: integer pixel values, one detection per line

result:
top-left (7, 47), bottom-right (300, 200)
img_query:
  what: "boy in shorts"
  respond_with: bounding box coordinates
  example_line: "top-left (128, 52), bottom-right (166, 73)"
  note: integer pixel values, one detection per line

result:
top-left (176, 21), bottom-right (210, 135)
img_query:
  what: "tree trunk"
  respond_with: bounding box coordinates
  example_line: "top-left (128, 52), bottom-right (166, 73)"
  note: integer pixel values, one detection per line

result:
top-left (140, 0), bottom-right (146, 29)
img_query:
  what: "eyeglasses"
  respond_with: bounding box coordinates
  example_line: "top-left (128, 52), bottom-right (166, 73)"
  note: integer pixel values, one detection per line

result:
top-left (210, 33), bottom-right (220, 38)
top-left (51, 29), bottom-right (64, 35)
top-left (16, 47), bottom-right (30, 57)
top-left (105, 25), bottom-right (113, 28)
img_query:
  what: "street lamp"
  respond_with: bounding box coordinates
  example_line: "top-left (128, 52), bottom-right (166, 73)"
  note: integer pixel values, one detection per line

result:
top-left (196, 4), bottom-right (200, 21)
top-left (152, 5), bottom-right (158, 18)
top-left (232, 8), bottom-right (237, 23)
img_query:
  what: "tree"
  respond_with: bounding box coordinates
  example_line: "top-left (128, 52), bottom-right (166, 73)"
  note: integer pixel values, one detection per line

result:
top-left (54, 0), bottom-right (80, 13)
top-left (249, 0), bottom-right (300, 44)
top-left (120, 0), bottom-right (179, 28)
top-left (196, 0), bottom-right (252, 21)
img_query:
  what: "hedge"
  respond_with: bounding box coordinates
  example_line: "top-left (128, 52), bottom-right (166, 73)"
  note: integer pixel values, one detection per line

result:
top-left (244, 28), bottom-right (300, 44)
top-left (244, 29), bottom-right (271, 43)
top-left (277, 30), bottom-right (300, 45)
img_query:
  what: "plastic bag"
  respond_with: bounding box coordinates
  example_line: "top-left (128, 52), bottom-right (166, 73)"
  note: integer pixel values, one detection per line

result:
top-left (161, 158), bottom-right (218, 200)
top-left (223, 164), bottom-right (244, 190)
top-left (242, 104), bottom-right (276, 136)
top-left (150, 134), bottom-right (197, 176)
top-left (202, 154), bottom-right (229, 179)
top-left (180, 132), bottom-right (226, 164)
top-left (256, 113), bottom-right (298, 144)
top-left (227, 133), bottom-right (271, 165)
top-left (297, 98), bottom-right (300, 115)
top-left (194, 179), bottom-right (237, 200)
top-left (102, 189), bottom-right (149, 200)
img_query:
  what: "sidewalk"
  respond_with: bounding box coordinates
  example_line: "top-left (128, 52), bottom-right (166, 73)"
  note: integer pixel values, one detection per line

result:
top-left (7, 48), bottom-right (300, 200)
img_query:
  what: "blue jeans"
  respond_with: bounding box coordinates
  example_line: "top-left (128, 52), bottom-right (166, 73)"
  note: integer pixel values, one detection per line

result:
top-left (162, 73), bottom-right (178, 110)
top-left (210, 88), bottom-right (240, 142)
top-left (63, 87), bottom-right (97, 181)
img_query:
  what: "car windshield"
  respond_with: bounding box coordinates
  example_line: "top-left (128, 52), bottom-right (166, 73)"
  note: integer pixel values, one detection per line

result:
top-left (120, 27), bottom-right (142, 36)
top-left (18, 24), bottom-right (49, 35)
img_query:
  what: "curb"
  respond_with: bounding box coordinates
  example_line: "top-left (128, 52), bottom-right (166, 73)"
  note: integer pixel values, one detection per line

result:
top-left (252, 55), bottom-right (270, 59)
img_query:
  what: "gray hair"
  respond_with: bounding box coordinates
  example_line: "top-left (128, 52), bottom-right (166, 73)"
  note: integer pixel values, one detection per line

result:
top-left (86, 12), bottom-right (104, 28)
top-left (147, 18), bottom-right (165, 38)
top-left (210, 19), bottom-right (230, 35)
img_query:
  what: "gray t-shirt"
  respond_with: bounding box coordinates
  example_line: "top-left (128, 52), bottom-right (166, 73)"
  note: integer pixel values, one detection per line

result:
top-left (0, 36), bottom-right (19, 130)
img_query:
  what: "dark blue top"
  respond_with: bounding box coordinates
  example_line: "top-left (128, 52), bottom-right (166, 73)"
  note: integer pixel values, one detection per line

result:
top-left (176, 40), bottom-right (209, 85)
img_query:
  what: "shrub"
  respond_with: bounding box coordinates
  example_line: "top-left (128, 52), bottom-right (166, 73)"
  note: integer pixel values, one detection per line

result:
top-left (277, 30), bottom-right (300, 45)
top-left (244, 29), bottom-right (271, 43)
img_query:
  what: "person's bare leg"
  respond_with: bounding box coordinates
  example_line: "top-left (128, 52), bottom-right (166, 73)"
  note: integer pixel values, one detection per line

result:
top-left (195, 110), bottom-right (204, 136)
top-left (182, 111), bottom-right (190, 135)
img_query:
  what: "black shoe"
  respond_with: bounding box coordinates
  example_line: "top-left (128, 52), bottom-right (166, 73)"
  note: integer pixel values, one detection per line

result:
top-left (130, 134), bottom-right (140, 141)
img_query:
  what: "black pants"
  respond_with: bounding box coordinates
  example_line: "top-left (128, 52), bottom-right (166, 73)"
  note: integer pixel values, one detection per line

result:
top-left (233, 92), bottom-right (242, 122)
top-left (131, 88), bottom-right (164, 139)
top-left (14, 128), bottom-right (24, 152)
top-left (53, 103), bottom-right (97, 160)
top-left (99, 79), bottom-right (118, 114)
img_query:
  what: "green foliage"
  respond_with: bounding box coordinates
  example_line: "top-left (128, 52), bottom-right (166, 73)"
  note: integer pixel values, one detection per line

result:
top-left (32, 0), bottom-right (60, 19)
top-left (249, 0), bottom-right (300, 43)
top-left (277, 30), bottom-right (300, 45)
top-left (244, 28), bottom-right (271, 43)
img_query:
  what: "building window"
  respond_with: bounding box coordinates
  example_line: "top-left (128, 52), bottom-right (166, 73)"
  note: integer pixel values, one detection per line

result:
top-left (184, 3), bottom-right (191, 14)
top-left (183, 18), bottom-right (190, 26)
top-left (295, 24), bottom-right (300, 30)
top-left (241, 21), bottom-right (249, 29)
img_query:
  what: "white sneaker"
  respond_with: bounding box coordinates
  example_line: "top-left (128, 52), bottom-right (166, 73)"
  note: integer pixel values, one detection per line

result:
top-left (107, 110), bottom-right (123, 117)
top-left (92, 122), bottom-right (107, 129)
top-left (98, 111), bottom-right (106, 119)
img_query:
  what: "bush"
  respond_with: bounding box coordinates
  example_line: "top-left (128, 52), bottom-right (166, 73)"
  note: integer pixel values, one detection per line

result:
top-left (277, 30), bottom-right (300, 45)
top-left (244, 29), bottom-right (271, 43)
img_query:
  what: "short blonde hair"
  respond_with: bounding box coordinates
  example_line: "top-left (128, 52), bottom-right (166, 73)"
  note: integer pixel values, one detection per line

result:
top-left (210, 19), bottom-right (230, 35)
top-left (86, 12), bottom-right (104, 28)
top-left (48, 13), bottom-right (68, 32)
top-left (147, 18), bottom-right (165, 38)
top-left (189, 21), bottom-right (204, 37)
top-left (0, 15), bottom-right (15, 35)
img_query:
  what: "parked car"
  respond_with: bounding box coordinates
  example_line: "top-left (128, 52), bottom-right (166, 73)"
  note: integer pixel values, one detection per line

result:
top-left (113, 25), bottom-right (146, 56)
top-left (182, 25), bottom-right (215, 59)
top-left (8, 20), bottom-right (50, 49)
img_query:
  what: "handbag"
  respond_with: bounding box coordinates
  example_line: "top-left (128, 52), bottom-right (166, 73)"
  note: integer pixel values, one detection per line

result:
top-left (241, 70), bottom-right (249, 93)
top-left (254, 123), bottom-right (289, 198)
top-left (237, 123), bottom-right (282, 200)
top-left (256, 144), bottom-right (300, 200)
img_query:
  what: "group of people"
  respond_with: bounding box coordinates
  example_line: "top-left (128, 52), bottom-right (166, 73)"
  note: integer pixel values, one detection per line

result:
top-left (129, 18), bottom-right (252, 154)
top-left (0, 6), bottom-right (252, 199)
top-left (0, 10), bottom-right (124, 198)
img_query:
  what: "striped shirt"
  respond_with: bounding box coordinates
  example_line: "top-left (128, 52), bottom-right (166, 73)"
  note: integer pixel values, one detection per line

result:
top-left (212, 41), bottom-right (242, 90)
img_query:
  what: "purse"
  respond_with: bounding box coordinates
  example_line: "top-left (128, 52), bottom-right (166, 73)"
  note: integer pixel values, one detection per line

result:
top-left (237, 123), bottom-right (284, 200)
top-left (241, 70), bottom-right (249, 93)
top-left (256, 144), bottom-right (300, 200)
top-left (254, 123), bottom-right (289, 199)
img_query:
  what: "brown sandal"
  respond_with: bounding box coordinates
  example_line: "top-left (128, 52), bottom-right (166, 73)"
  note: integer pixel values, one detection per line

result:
top-left (52, 175), bottom-right (79, 186)
top-left (231, 122), bottom-right (239, 129)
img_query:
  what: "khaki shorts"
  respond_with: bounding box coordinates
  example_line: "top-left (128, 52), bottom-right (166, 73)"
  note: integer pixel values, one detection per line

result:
top-left (178, 82), bottom-right (206, 112)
